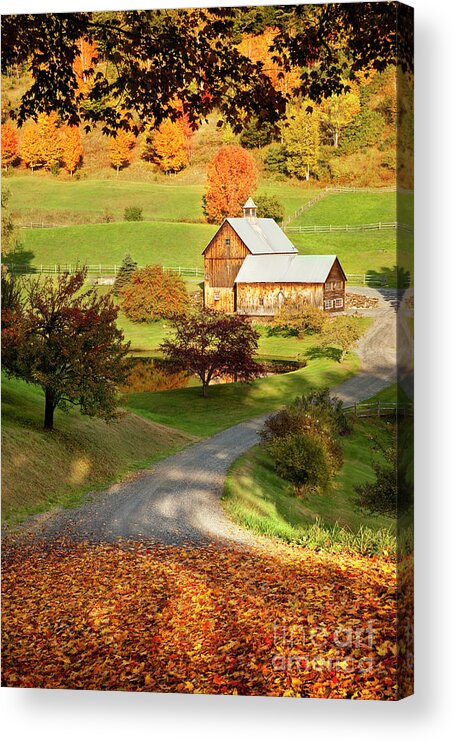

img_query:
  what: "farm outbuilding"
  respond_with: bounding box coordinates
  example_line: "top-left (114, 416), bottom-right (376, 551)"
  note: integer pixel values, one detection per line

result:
top-left (202, 198), bottom-right (346, 316)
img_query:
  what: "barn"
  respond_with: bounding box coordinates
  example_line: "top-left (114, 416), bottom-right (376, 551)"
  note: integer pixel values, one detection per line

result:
top-left (202, 198), bottom-right (346, 316)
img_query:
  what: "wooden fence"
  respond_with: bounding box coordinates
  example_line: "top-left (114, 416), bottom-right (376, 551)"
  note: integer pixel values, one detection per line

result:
top-left (349, 401), bottom-right (413, 417)
top-left (286, 221), bottom-right (399, 234)
top-left (4, 263), bottom-right (204, 278)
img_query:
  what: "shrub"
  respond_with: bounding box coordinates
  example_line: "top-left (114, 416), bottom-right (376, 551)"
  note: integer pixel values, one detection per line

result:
top-left (268, 432), bottom-right (331, 495)
top-left (124, 206), bottom-right (143, 221)
top-left (113, 254), bottom-right (138, 296)
top-left (120, 265), bottom-right (189, 322)
top-left (261, 389), bottom-right (351, 444)
top-left (271, 300), bottom-right (325, 338)
top-left (320, 315), bottom-right (362, 363)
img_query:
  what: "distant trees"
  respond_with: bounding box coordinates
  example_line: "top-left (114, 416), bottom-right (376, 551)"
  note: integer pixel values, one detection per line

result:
top-left (160, 309), bottom-right (263, 397)
top-left (120, 265), bottom-right (189, 322)
top-left (149, 118), bottom-right (189, 174)
top-left (319, 89), bottom-right (361, 148)
top-left (1, 123), bottom-right (19, 169)
top-left (282, 103), bottom-right (320, 181)
top-left (204, 146), bottom-right (257, 223)
top-left (109, 130), bottom-right (135, 174)
top-left (255, 194), bottom-right (284, 222)
top-left (60, 125), bottom-right (83, 175)
top-left (1, 268), bottom-right (130, 431)
top-left (17, 114), bottom-right (83, 174)
top-left (20, 126), bottom-right (44, 172)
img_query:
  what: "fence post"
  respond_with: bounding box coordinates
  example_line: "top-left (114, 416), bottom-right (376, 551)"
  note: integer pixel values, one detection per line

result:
top-left (40, 264), bottom-right (43, 274)
top-left (55, 264), bottom-right (57, 274)
top-left (377, 401), bottom-right (380, 417)
top-left (99, 264), bottom-right (101, 274)
top-left (114, 264), bottom-right (117, 274)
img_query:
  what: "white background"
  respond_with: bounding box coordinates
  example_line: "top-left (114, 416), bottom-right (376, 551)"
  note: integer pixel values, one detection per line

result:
top-left (1, 1), bottom-right (453, 740)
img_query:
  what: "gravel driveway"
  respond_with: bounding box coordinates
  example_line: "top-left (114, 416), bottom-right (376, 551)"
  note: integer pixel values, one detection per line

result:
top-left (15, 290), bottom-right (403, 547)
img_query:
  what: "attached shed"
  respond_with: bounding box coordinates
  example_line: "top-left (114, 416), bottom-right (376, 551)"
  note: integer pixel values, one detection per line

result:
top-left (202, 199), bottom-right (346, 315)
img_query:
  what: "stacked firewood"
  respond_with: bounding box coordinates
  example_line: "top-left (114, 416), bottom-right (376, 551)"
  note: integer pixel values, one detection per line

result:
top-left (345, 293), bottom-right (379, 309)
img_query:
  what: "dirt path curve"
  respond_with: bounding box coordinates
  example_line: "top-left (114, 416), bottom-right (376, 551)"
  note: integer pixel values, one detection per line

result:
top-left (16, 291), bottom-right (399, 547)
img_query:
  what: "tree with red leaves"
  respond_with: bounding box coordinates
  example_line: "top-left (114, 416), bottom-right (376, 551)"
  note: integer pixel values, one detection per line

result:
top-left (160, 308), bottom-right (263, 397)
top-left (204, 146), bottom-right (257, 223)
top-left (1, 123), bottom-right (19, 169)
top-left (2, 267), bottom-right (130, 430)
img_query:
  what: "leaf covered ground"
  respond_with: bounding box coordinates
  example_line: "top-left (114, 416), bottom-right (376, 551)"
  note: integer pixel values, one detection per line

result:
top-left (1, 538), bottom-right (406, 700)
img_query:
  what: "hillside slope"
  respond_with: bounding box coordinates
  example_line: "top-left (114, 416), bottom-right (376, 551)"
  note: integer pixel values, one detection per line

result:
top-left (1, 376), bottom-right (195, 525)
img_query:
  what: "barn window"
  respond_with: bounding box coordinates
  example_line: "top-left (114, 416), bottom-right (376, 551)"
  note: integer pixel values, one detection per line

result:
top-left (324, 299), bottom-right (334, 310)
top-left (325, 281), bottom-right (334, 291)
top-left (277, 291), bottom-right (285, 306)
top-left (214, 292), bottom-right (220, 301)
top-left (259, 297), bottom-right (264, 306)
top-left (334, 281), bottom-right (343, 289)
top-left (225, 237), bottom-right (231, 247)
top-left (334, 298), bottom-right (344, 308)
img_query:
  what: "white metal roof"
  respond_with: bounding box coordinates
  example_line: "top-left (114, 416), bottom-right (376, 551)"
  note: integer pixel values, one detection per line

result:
top-left (226, 217), bottom-right (297, 255)
top-left (234, 254), bottom-right (340, 284)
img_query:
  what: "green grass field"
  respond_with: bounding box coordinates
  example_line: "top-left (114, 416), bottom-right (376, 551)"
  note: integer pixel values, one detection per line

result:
top-left (17, 220), bottom-right (215, 270)
top-left (6, 174), bottom-right (319, 226)
top-left (290, 192), bottom-right (397, 227)
top-left (1, 375), bottom-right (195, 525)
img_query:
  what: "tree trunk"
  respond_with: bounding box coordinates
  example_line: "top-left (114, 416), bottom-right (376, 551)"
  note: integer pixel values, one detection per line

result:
top-left (334, 129), bottom-right (339, 148)
top-left (44, 390), bottom-right (56, 431)
top-left (202, 381), bottom-right (209, 398)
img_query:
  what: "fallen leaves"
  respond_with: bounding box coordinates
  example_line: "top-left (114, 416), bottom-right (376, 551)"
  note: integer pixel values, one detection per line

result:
top-left (1, 538), bottom-right (408, 699)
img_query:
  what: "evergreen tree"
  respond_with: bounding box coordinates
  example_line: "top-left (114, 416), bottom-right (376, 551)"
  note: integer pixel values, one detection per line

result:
top-left (113, 254), bottom-right (138, 296)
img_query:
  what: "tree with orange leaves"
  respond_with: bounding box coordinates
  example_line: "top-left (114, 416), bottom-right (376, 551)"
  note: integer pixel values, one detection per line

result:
top-left (151, 119), bottom-right (189, 174)
top-left (108, 130), bottom-right (135, 174)
top-left (61, 126), bottom-right (83, 175)
top-left (204, 146), bottom-right (257, 224)
top-left (73, 37), bottom-right (98, 94)
top-left (1, 123), bottom-right (19, 169)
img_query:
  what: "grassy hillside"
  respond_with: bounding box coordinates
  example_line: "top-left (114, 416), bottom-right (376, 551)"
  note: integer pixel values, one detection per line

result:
top-left (223, 386), bottom-right (396, 553)
top-left (1, 375), bottom-right (195, 525)
top-left (6, 174), bottom-right (319, 226)
top-left (290, 191), bottom-right (397, 227)
top-left (17, 220), bottom-right (215, 270)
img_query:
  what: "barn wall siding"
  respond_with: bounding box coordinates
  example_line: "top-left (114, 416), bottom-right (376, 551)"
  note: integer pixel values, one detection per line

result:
top-left (204, 285), bottom-right (235, 313)
top-left (204, 223), bottom-right (249, 290)
top-left (236, 283), bottom-right (324, 316)
top-left (323, 260), bottom-right (346, 312)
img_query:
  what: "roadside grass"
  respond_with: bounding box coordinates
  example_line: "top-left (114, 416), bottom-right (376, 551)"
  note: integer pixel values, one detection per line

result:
top-left (1, 375), bottom-right (196, 525)
top-left (222, 414), bottom-right (396, 556)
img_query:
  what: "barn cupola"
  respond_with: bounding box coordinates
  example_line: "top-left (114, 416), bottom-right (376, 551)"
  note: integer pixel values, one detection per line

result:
top-left (243, 197), bottom-right (257, 222)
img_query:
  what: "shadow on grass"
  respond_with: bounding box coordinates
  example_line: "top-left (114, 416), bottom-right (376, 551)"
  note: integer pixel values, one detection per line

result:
top-left (306, 345), bottom-right (341, 362)
top-left (366, 265), bottom-right (411, 289)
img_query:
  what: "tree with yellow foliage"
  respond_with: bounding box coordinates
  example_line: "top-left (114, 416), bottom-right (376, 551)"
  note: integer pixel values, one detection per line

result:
top-left (108, 130), bottom-right (135, 174)
top-left (151, 119), bottom-right (189, 174)
top-left (60, 126), bottom-right (83, 175)
top-left (319, 88), bottom-right (361, 148)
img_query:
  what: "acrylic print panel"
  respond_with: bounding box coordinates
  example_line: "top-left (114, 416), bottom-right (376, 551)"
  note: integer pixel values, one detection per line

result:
top-left (1, 2), bottom-right (414, 700)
